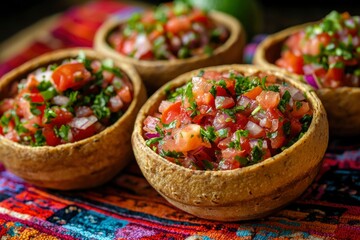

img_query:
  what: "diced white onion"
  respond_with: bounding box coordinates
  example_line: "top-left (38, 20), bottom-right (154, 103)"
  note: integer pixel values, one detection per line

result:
top-left (245, 121), bottom-right (263, 136)
top-left (69, 115), bottom-right (98, 130)
top-left (52, 96), bottom-right (70, 106)
top-left (33, 68), bottom-right (53, 82)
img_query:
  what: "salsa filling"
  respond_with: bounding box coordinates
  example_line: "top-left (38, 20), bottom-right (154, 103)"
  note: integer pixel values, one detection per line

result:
top-left (0, 53), bottom-right (133, 146)
top-left (143, 69), bottom-right (313, 170)
top-left (107, 1), bottom-right (229, 60)
top-left (276, 11), bottom-right (360, 89)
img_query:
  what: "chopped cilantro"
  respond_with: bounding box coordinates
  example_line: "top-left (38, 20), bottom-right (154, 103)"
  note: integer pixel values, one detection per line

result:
top-left (37, 81), bottom-right (53, 91)
top-left (160, 150), bottom-right (184, 158)
top-left (200, 126), bottom-right (216, 143)
top-left (44, 108), bottom-right (57, 123)
top-left (198, 70), bottom-right (205, 77)
top-left (251, 144), bottom-right (263, 163)
top-left (235, 156), bottom-right (248, 166)
top-left (33, 130), bottom-right (46, 146)
top-left (202, 160), bottom-right (214, 170)
top-left (57, 125), bottom-right (70, 142)
top-left (278, 90), bottom-right (291, 113)
top-left (145, 137), bottom-right (163, 146)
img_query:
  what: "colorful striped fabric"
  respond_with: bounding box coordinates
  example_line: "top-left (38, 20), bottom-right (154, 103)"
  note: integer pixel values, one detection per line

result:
top-left (1, 1), bottom-right (360, 239)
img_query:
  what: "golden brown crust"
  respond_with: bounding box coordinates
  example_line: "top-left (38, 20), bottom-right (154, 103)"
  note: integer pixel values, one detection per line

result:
top-left (253, 22), bottom-right (360, 136)
top-left (94, 11), bottom-right (246, 91)
top-left (0, 48), bottom-right (147, 190)
top-left (131, 64), bottom-right (329, 221)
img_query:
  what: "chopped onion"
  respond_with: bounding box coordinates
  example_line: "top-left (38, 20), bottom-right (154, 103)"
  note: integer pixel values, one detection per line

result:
top-left (286, 86), bottom-right (305, 101)
top-left (109, 96), bottom-right (124, 112)
top-left (144, 132), bottom-right (160, 139)
top-left (33, 68), bottom-right (53, 82)
top-left (52, 95), bottom-right (70, 106)
top-left (271, 119), bottom-right (279, 132)
top-left (69, 115), bottom-right (98, 130)
top-left (238, 96), bottom-right (251, 108)
top-left (143, 116), bottom-right (160, 132)
top-left (134, 34), bottom-right (152, 59)
top-left (245, 121), bottom-right (263, 136)
top-left (249, 139), bottom-right (268, 149)
top-left (75, 106), bottom-right (93, 117)
top-left (304, 74), bottom-right (319, 89)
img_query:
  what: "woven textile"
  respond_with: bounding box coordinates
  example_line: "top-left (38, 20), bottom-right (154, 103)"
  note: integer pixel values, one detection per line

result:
top-left (0, 1), bottom-right (360, 239)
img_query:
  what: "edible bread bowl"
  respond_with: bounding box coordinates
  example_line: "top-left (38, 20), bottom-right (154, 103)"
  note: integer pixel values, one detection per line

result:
top-left (132, 64), bottom-right (328, 221)
top-left (0, 48), bottom-right (147, 190)
top-left (253, 22), bottom-right (360, 136)
top-left (94, 10), bottom-right (246, 91)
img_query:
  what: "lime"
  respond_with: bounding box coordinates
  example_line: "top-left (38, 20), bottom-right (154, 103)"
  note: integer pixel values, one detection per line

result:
top-left (184, 0), bottom-right (264, 40)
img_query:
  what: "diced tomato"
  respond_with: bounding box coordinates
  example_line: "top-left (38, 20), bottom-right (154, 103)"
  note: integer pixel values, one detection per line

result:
top-left (173, 124), bottom-right (208, 152)
top-left (42, 126), bottom-right (61, 146)
top-left (189, 9), bottom-right (208, 24)
top-left (26, 74), bottom-right (40, 92)
top-left (23, 117), bottom-right (42, 133)
top-left (292, 101), bottom-right (310, 118)
top-left (72, 124), bottom-right (97, 142)
top-left (0, 99), bottom-right (14, 115)
top-left (16, 93), bottom-right (45, 120)
top-left (256, 91), bottom-right (280, 109)
top-left (276, 50), bottom-right (304, 74)
top-left (284, 32), bottom-right (304, 55)
top-left (142, 11), bottom-right (156, 24)
top-left (4, 130), bottom-right (19, 142)
top-left (323, 67), bottom-right (344, 88)
top-left (102, 70), bottom-right (115, 84)
top-left (117, 86), bottom-right (132, 104)
top-left (202, 71), bottom-right (223, 80)
top-left (302, 33), bottom-right (331, 55)
top-left (161, 101), bottom-right (181, 124)
top-left (216, 79), bottom-right (235, 96)
top-left (165, 16), bottom-right (191, 33)
top-left (243, 86), bottom-right (263, 100)
top-left (109, 33), bottom-right (125, 53)
top-left (290, 118), bottom-right (302, 136)
top-left (148, 30), bottom-right (163, 42)
top-left (215, 96), bottom-right (235, 109)
top-left (52, 63), bottom-right (91, 92)
top-left (47, 108), bottom-right (73, 126)
top-left (270, 132), bottom-right (285, 149)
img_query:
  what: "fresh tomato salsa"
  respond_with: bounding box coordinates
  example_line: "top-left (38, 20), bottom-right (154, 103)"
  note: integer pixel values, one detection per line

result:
top-left (143, 69), bottom-right (313, 170)
top-left (107, 1), bottom-right (229, 60)
top-left (276, 11), bottom-right (360, 89)
top-left (0, 53), bottom-right (133, 146)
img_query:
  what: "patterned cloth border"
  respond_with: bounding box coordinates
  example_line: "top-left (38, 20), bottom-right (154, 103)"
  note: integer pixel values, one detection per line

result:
top-left (0, 1), bottom-right (360, 239)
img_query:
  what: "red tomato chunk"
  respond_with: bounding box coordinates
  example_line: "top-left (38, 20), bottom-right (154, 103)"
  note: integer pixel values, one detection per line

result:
top-left (0, 53), bottom-right (133, 146)
top-left (276, 11), bottom-right (360, 89)
top-left (107, 2), bottom-right (229, 60)
top-left (143, 69), bottom-right (313, 170)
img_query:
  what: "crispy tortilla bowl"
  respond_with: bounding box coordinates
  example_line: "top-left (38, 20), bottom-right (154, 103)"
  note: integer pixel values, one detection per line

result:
top-left (253, 23), bottom-right (360, 136)
top-left (0, 48), bottom-right (147, 190)
top-left (94, 10), bottom-right (246, 91)
top-left (132, 64), bottom-right (329, 221)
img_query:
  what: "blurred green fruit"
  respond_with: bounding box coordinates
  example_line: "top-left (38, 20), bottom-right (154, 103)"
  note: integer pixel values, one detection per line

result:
top-left (184, 0), bottom-right (264, 40)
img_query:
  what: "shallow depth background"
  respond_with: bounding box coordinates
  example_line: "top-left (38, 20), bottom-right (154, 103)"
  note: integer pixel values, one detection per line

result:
top-left (0, 0), bottom-right (359, 44)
